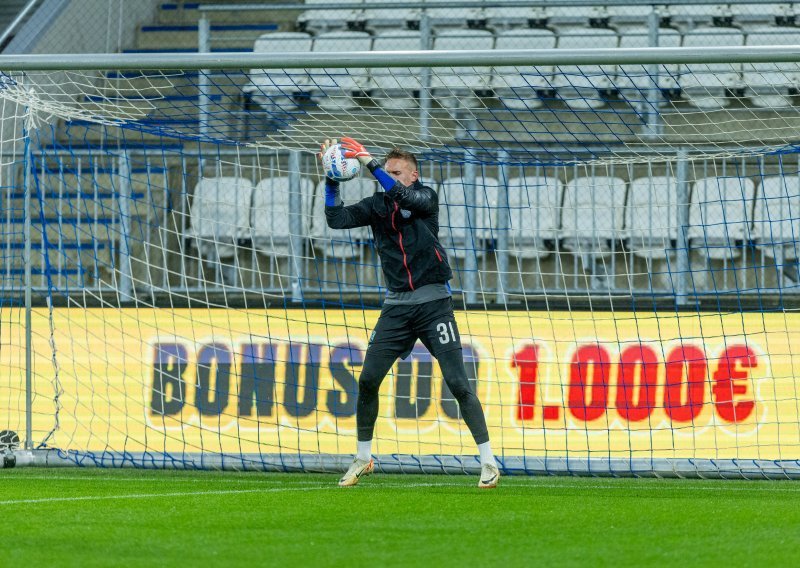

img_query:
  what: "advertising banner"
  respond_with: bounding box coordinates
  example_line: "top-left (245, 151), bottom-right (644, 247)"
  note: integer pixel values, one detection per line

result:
top-left (4, 308), bottom-right (795, 459)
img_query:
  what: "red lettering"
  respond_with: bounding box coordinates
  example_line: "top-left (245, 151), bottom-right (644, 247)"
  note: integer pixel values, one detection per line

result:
top-left (513, 343), bottom-right (539, 420)
top-left (664, 345), bottom-right (706, 422)
top-left (568, 344), bottom-right (610, 421)
top-left (616, 344), bottom-right (658, 422)
top-left (713, 345), bottom-right (756, 423)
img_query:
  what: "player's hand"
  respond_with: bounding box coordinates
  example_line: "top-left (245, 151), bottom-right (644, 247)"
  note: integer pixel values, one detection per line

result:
top-left (318, 138), bottom-right (337, 163)
top-left (340, 136), bottom-right (373, 166)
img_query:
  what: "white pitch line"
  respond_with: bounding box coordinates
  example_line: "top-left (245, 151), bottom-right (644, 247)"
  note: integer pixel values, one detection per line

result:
top-left (0, 485), bottom-right (335, 506)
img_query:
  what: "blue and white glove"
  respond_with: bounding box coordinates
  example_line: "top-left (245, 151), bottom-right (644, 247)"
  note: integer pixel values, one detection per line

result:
top-left (319, 138), bottom-right (340, 206)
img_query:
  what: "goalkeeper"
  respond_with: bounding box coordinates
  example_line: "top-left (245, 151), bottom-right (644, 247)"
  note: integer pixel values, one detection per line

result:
top-left (321, 137), bottom-right (499, 489)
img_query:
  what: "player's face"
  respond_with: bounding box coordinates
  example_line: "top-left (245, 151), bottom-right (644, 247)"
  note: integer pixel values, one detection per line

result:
top-left (384, 158), bottom-right (419, 187)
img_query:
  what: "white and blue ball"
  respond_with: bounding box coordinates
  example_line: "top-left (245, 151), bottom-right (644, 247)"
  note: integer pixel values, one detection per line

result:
top-left (322, 144), bottom-right (361, 182)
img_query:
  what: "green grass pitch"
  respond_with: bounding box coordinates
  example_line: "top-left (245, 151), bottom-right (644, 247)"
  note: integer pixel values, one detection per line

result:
top-left (3, 468), bottom-right (799, 567)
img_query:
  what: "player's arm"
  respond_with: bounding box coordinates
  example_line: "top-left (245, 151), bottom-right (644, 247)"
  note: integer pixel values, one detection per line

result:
top-left (340, 137), bottom-right (437, 216)
top-left (319, 139), bottom-right (373, 230)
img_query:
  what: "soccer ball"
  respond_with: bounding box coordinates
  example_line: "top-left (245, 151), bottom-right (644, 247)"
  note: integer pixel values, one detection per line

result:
top-left (322, 144), bottom-right (361, 182)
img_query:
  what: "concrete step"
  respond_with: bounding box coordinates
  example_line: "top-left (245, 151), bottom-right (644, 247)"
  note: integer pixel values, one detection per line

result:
top-left (135, 23), bottom-right (278, 51)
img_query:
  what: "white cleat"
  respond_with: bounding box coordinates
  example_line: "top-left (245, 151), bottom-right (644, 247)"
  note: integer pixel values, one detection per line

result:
top-left (338, 458), bottom-right (374, 487)
top-left (478, 463), bottom-right (500, 489)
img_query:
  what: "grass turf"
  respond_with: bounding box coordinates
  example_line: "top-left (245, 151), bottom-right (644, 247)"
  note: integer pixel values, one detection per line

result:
top-left (2, 468), bottom-right (799, 567)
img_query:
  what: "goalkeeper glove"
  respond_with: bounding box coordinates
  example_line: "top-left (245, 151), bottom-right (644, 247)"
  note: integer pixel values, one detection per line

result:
top-left (341, 137), bottom-right (377, 168)
top-left (319, 139), bottom-right (341, 206)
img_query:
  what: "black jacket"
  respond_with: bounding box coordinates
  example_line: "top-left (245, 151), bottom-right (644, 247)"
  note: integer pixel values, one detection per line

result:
top-left (325, 180), bottom-right (453, 292)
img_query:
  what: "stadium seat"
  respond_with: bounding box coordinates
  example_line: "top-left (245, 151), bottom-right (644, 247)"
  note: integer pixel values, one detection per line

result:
top-left (246, 32), bottom-right (313, 113)
top-left (561, 175), bottom-right (627, 255)
top-left (359, 0), bottom-right (422, 30)
top-left (370, 30), bottom-right (424, 110)
top-left (297, 0), bottom-right (363, 33)
top-left (431, 29), bottom-right (495, 112)
top-left (188, 176), bottom-right (253, 260)
top-left (552, 27), bottom-right (619, 110)
top-left (423, 0), bottom-right (482, 28)
top-left (731, 3), bottom-right (794, 27)
top-left (546, 5), bottom-right (608, 26)
top-left (688, 175), bottom-right (756, 259)
top-left (679, 27), bottom-right (745, 110)
top-left (615, 27), bottom-right (681, 104)
top-left (496, 175), bottom-right (563, 259)
top-left (307, 31), bottom-right (373, 111)
top-left (667, 4), bottom-right (732, 27)
top-left (743, 27), bottom-right (800, 108)
top-left (310, 177), bottom-right (378, 258)
top-left (438, 176), bottom-right (498, 259)
top-left (752, 175), bottom-right (800, 261)
top-left (251, 176), bottom-right (314, 257)
top-left (491, 29), bottom-right (557, 111)
top-left (606, 4), bottom-right (662, 25)
top-left (625, 176), bottom-right (680, 259)
top-left (483, 5), bottom-right (546, 28)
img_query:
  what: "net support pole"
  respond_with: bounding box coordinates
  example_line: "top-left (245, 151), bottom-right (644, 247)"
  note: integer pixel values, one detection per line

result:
top-left (116, 152), bottom-right (133, 301)
top-left (288, 150), bottom-right (304, 302)
top-left (198, 16), bottom-right (211, 142)
top-left (644, 8), bottom-right (661, 138)
top-left (675, 148), bottom-right (690, 306)
top-left (23, 111), bottom-right (33, 450)
top-left (418, 12), bottom-right (432, 142)
top-left (496, 152), bottom-right (509, 305)
top-left (464, 152), bottom-right (477, 304)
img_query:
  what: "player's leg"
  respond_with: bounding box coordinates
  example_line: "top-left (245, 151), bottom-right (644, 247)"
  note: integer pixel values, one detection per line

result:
top-left (340, 305), bottom-right (414, 487)
top-left (417, 298), bottom-right (500, 488)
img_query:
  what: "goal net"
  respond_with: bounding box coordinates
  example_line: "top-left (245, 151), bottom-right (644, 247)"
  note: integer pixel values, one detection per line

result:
top-left (1, 47), bottom-right (800, 478)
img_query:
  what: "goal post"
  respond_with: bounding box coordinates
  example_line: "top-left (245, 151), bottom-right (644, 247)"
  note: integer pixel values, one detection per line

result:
top-left (1, 46), bottom-right (800, 478)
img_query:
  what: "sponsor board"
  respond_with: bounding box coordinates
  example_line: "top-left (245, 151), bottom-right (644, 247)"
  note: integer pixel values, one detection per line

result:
top-left (2, 308), bottom-right (796, 459)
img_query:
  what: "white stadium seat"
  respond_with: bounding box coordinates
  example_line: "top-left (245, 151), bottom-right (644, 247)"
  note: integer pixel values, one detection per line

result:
top-left (561, 175), bottom-right (627, 255)
top-left (679, 27), bottom-right (744, 110)
top-left (497, 175), bottom-right (563, 259)
top-left (546, 5), bottom-right (608, 25)
top-left (431, 29), bottom-right (495, 112)
top-left (552, 27), bottom-right (619, 110)
top-left (359, 0), bottom-right (422, 30)
top-left (308, 31), bottom-right (373, 111)
top-left (615, 27), bottom-right (681, 102)
top-left (438, 176), bottom-right (498, 258)
top-left (688, 175), bottom-right (756, 259)
top-left (189, 177), bottom-right (253, 260)
top-left (668, 4), bottom-right (731, 26)
top-left (247, 32), bottom-right (313, 112)
top-left (424, 0), bottom-right (482, 28)
top-left (491, 29), bottom-right (557, 111)
top-left (606, 4), bottom-right (661, 25)
top-left (730, 3), bottom-right (793, 26)
top-left (744, 27), bottom-right (800, 109)
top-left (370, 30), bottom-right (424, 110)
top-left (310, 177), bottom-right (378, 258)
top-left (297, 0), bottom-right (363, 33)
top-left (484, 5), bottom-right (545, 28)
top-left (625, 176), bottom-right (680, 259)
top-left (251, 176), bottom-right (314, 257)
top-left (753, 176), bottom-right (800, 260)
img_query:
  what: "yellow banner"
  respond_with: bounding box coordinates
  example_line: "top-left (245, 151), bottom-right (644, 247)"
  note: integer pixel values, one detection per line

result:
top-left (2, 308), bottom-right (797, 460)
